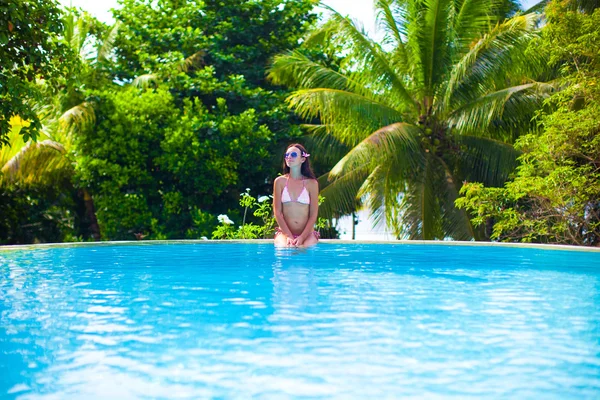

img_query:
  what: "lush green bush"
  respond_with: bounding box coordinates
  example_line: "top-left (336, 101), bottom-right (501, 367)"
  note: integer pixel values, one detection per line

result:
top-left (212, 190), bottom-right (277, 239)
top-left (75, 82), bottom-right (288, 240)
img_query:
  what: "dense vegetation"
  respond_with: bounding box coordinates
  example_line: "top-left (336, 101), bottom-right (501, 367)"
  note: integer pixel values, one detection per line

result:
top-left (1, 0), bottom-right (318, 243)
top-left (1, 0), bottom-right (598, 246)
top-left (457, 1), bottom-right (600, 245)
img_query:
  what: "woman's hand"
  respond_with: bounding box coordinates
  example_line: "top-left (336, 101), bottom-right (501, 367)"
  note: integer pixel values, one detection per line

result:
top-left (292, 236), bottom-right (305, 247)
top-left (286, 235), bottom-right (296, 247)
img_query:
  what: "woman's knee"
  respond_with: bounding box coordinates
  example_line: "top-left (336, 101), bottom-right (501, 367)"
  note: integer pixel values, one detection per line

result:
top-left (303, 234), bottom-right (318, 247)
top-left (274, 234), bottom-right (288, 247)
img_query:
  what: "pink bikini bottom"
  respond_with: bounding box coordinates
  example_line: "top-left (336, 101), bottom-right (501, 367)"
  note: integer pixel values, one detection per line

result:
top-left (275, 228), bottom-right (320, 239)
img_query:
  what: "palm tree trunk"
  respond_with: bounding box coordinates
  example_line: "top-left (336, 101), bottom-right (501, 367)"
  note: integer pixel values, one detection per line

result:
top-left (82, 189), bottom-right (101, 241)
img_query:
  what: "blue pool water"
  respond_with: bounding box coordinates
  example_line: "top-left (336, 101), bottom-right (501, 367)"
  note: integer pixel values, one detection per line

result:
top-left (1, 243), bottom-right (600, 399)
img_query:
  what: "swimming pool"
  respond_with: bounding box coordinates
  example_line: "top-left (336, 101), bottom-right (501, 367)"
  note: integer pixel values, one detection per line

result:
top-left (1, 242), bottom-right (599, 399)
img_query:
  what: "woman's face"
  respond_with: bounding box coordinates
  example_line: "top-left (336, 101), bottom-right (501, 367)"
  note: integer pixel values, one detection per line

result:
top-left (284, 146), bottom-right (304, 168)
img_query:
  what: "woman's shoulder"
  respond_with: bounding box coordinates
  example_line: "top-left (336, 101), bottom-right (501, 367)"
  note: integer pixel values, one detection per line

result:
top-left (274, 175), bottom-right (288, 185)
top-left (305, 177), bottom-right (319, 188)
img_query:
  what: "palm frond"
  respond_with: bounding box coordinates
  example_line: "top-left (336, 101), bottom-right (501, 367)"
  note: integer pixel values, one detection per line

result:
top-left (132, 74), bottom-right (159, 89)
top-left (318, 167), bottom-right (368, 218)
top-left (574, 0), bottom-right (600, 13)
top-left (64, 11), bottom-right (87, 55)
top-left (63, 10), bottom-right (96, 61)
top-left (303, 124), bottom-right (353, 166)
top-left (421, 0), bottom-right (453, 91)
top-left (454, 134), bottom-right (521, 187)
top-left (448, 82), bottom-right (552, 135)
top-left (269, 50), bottom-right (366, 94)
top-left (323, 5), bottom-right (418, 111)
top-left (59, 101), bottom-right (96, 134)
top-left (524, 0), bottom-right (549, 13)
top-left (75, 13), bottom-right (92, 57)
top-left (320, 123), bottom-right (425, 228)
top-left (359, 161), bottom-right (412, 231)
top-left (375, 0), bottom-right (411, 70)
top-left (451, 0), bottom-right (497, 56)
top-left (375, 0), bottom-right (404, 45)
top-left (287, 88), bottom-right (405, 146)
top-left (329, 122), bottom-right (422, 178)
top-left (326, 122), bottom-right (426, 236)
top-left (443, 13), bottom-right (541, 108)
top-left (1, 140), bottom-right (69, 185)
top-left (301, 20), bottom-right (334, 48)
top-left (178, 50), bottom-right (206, 73)
top-left (97, 21), bottom-right (121, 63)
top-left (62, 10), bottom-right (76, 50)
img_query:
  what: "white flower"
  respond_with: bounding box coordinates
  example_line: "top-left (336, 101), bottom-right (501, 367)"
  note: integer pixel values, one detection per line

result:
top-left (246, 188), bottom-right (251, 192)
top-left (217, 214), bottom-right (234, 225)
top-left (258, 195), bottom-right (270, 203)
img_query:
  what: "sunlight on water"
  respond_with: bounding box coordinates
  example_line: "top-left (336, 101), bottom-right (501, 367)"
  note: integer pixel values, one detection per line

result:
top-left (1, 243), bottom-right (599, 399)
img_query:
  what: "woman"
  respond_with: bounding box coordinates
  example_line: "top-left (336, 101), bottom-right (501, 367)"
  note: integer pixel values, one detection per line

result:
top-left (273, 143), bottom-right (319, 247)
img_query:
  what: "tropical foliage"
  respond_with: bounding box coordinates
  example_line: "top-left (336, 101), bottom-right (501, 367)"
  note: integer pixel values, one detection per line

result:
top-left (269, 0), bottom-right (552, 240)
top-left (0, 9), bottom-right (112, 243)
top-left (2, 0), bottom-right (598, 246)
top-left (456, 1), bottom-right (600, 245)
top-left (0, 0), bottom-right (320, 244)
top-left (0, 0), bottom-right (76, 145)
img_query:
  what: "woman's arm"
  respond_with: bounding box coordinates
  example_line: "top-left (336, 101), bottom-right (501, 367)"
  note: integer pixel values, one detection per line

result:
top-left (272, 176), bottom-right (294, 237)
top-left (297, 179), bottom-right (319, 243)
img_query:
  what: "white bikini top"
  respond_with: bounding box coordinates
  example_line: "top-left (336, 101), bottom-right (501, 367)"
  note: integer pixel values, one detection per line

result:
top-left (281, 176), bottom-right (310, 205)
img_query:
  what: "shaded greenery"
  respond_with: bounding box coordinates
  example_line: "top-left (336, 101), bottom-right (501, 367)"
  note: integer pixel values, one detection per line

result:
top-left (0, 181), bottom-right (89, 244)
top-left (112, 0), bottom-right (318, 87)
top-left (457, 1), bottom-right (600, 245)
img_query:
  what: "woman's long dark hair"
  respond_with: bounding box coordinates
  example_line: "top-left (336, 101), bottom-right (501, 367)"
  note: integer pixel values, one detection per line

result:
top-left (282, 143), bottom-right (316, 179)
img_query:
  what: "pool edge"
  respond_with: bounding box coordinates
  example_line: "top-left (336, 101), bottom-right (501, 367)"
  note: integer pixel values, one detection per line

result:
top-left (1, 239), bottom-right (599, 253)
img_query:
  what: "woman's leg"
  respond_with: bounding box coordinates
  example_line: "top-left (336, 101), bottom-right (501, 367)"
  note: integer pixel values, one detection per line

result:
top-left (302, 232), bottom-right (318, 247)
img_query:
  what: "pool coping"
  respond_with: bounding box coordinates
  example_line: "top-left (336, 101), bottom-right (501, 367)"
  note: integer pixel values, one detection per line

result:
top-left (1, 239), bottom-right (599, 253)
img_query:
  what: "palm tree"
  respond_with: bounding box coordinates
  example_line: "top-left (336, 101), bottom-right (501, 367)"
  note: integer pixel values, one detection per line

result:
top-left (269, 0), bottom-right (552, 240)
